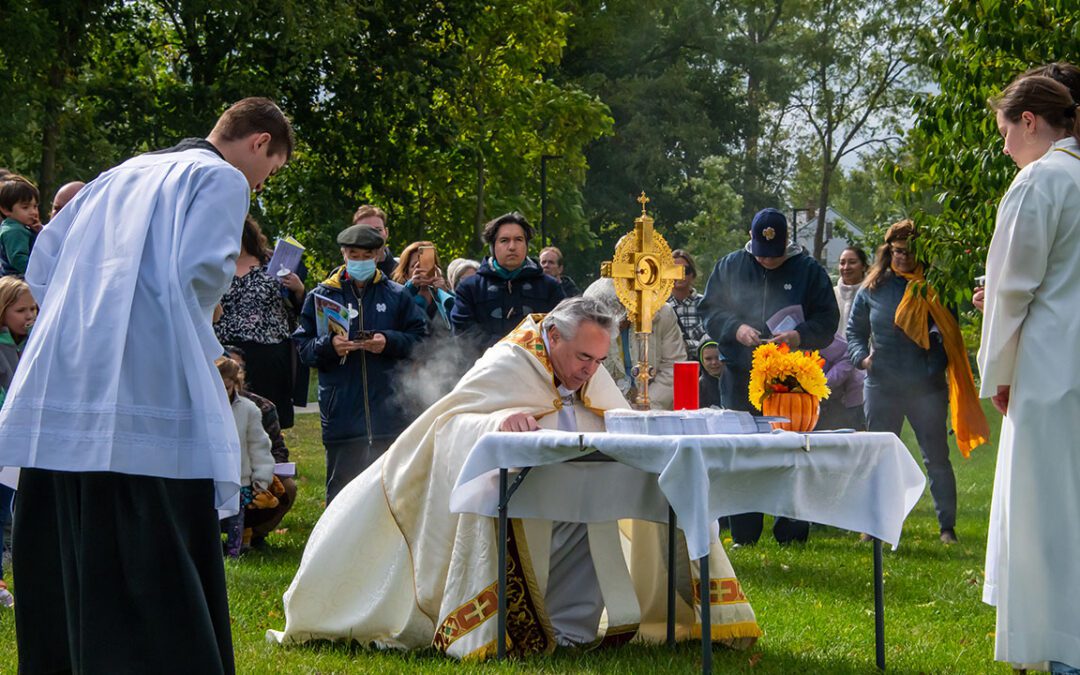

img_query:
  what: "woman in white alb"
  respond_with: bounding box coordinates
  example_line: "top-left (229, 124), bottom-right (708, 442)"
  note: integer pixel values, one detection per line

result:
top-left (980, 73), bottom-right (1080, 673)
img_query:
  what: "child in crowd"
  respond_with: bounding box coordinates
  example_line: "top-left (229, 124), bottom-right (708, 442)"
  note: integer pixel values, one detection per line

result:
top-left (216, 356), bottom-right (276, 558)
top-left (0, 276), bottom-right (37, 605)
top-left (0, 176), bottom-right (42, 277)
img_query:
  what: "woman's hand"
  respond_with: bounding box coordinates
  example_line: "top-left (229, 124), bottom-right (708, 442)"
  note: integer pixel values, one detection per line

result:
top-left (992, 385), bottom-right (1010, 415)
top-left (860, 355), bottom-right (873, 371)
top-left (279, 272), bottom-right (304, 293)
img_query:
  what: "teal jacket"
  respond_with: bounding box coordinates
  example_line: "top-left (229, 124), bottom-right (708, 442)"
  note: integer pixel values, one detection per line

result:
top-left (0, 328), bottom-right (25, 408)
top-left (0, 217), bottom-right (34, 276)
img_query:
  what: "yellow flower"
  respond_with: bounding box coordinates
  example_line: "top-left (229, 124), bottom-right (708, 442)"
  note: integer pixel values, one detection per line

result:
top-left (748, 344), bottom-right (831, 410)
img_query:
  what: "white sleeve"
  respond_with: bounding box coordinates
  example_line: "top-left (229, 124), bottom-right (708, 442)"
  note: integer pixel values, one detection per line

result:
top-left (176, 164), bottom-right (251, 359)
top-left (977, 172), bottom-right (1055, 396)
top-left (246, 403), bottom-right (275, 490)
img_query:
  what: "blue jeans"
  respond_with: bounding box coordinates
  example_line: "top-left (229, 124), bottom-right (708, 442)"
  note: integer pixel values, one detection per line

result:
top-left (1052, 662), bottom-right (1080, 674)
top-left (864, 382), bottom-right (957, 530)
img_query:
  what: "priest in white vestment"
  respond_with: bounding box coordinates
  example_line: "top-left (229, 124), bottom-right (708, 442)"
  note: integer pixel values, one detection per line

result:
top-left (980, 75), bottom-right (1080, 672)
top-left (0, 98), bottom-right (293, 675)
top-left (270, 296), bottom-right (761, 658)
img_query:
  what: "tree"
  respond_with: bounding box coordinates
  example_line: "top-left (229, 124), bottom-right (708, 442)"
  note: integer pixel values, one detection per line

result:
top-left (786, 0), bottom-right (929, 261)
top-left (900, 0), bottom-right (1079, 304)
top-left (671, 155), bottom-right (745, 270)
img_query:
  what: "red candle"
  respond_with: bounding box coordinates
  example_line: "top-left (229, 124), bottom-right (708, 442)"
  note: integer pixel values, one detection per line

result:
top-left (673, 361), bottom-right (700, 410)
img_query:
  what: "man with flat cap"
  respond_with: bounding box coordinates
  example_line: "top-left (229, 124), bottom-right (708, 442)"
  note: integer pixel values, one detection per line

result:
top-left (699, 208), bottom-right (839, 545)
top-left (293, 223), bottom-right (428, 502)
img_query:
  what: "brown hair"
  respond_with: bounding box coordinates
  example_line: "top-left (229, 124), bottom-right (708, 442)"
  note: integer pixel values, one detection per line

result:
top-left (0, 277), bottom-right (32, 331)
top-left (540, 246), bottom-right (563, 266)
top-left (990, 75), bottom-right (1080, 144)
top-left (0, 175), bottom-right (39, 212)
top-left (482, 212), bottom-right (533, 247)
top-left (210, 97), bottom-right (295, 160)
top-left (863, 220), bottom-right (918, 291)
top-left (671, 249), bottom-right (698, 278)
top-left (1022, 62), bottom-right (1080, 104)
top-left (352, 204), bottom-right (387, 227)
top-left (392, 241), bottom-right (444, 284)
top-left (215, 355), bottom-right (244, 391)
top-left (241, 215), bottom-right (271, 264)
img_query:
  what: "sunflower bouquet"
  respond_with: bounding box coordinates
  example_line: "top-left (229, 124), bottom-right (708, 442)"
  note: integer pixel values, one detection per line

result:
top-left (748, 342), bottom-right (831, 411)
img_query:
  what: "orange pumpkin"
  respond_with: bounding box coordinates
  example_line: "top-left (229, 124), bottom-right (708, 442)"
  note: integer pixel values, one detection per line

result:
top-left (761, 392), bottom-right (820, 432)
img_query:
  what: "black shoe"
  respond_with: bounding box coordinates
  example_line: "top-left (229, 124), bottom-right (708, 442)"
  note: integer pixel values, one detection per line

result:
top-left (939, 528), bottom-right (958, 544)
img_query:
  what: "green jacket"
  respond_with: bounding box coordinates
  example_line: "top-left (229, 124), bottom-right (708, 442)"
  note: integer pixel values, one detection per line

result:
top-left (0, 217), bottom-right (34, 276)
top-left (0, 328), bottom-right (24, 408)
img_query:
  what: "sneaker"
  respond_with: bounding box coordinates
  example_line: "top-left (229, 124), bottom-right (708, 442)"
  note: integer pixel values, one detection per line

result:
top-left (939, 528), bottom-right (959, 544)
top-left (0, 581), bottom-right (13, 608)
top-left (858, 533), bottom-right (875, 543)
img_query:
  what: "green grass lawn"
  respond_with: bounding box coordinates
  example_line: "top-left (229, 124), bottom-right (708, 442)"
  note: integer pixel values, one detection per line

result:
top-left (0, 403), bottom-right (1012, 674)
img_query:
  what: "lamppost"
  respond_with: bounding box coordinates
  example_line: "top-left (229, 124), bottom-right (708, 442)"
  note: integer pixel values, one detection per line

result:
top-left (540, 154), bottom-right (562, 248)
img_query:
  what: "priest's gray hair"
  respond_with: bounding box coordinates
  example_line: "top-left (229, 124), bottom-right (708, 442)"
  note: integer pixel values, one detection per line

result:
top-left (541, 296), bottom-right (618, 340)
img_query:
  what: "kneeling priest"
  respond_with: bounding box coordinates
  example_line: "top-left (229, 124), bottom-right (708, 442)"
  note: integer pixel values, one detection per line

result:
top-left (269, 296), bottom-right (760, 657)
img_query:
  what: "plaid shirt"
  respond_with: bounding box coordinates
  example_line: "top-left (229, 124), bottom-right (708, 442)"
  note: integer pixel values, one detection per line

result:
top-left (668, 290), bottom-right (708, 360)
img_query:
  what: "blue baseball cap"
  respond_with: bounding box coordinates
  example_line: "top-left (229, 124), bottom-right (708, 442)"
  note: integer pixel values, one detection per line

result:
top-left (750, 208), bottom-right (788, 258)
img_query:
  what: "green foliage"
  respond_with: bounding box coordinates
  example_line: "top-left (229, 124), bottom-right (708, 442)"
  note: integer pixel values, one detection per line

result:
top-left (0, 0), bottom-right (612, 279)
top-left (671, 155), bottom-right (746, 271)
top-left (901, 0), bottom-right (1080, 307)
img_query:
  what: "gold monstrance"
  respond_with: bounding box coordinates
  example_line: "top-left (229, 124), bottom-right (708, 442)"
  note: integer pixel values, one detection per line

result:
top-left (600, 192), bottom-right (684, 409)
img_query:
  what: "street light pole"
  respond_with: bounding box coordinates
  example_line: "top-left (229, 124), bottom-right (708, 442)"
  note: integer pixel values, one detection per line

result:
top-left (540, 154), bottom-right (561, 248)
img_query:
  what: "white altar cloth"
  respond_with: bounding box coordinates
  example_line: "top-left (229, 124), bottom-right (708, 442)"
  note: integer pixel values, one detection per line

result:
top-left (450, 430), bottom-right (926, 560)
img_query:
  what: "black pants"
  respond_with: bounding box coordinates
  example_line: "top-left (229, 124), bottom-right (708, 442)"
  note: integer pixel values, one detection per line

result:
top-left (13, 469), bottom-right (234, 675)
top-left (324, 437), bottom-right (394, 504)
top-left (234, 339), bottom-right (295, 429)
top-left (725, 366), bottom-right (810, 545)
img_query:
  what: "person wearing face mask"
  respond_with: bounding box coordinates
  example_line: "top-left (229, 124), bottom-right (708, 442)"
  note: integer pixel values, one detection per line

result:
top-left (450, 212), bottom-right (565, 350)
top-left (293, 223), bottom-right (428, 503)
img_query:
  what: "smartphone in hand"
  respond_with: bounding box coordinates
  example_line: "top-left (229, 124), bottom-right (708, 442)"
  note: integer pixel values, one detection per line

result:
top-left (354, 330), bottom-right (375, 342)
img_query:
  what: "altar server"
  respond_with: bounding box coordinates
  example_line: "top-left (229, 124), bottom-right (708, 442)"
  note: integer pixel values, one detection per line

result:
top-left (980, 73), bottom-right (1080, 674)
top-left (0, 97), bottom-right (293, 674)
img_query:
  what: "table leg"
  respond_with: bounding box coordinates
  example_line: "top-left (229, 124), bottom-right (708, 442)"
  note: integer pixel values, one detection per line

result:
top-left (874, 537), bottom-right (885, 670)
top-left (497, 468), bottom-right (508, 660)
top-left (701, 553), bottom-right (711, 675)
top-left (667, 506), bottom-right (676, 648)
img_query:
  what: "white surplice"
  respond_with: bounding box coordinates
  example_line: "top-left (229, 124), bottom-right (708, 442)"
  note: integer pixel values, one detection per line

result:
top-left (978, 136), bottom-right (1080, 669)
top-left (0, 147), bottom-right (251, 510)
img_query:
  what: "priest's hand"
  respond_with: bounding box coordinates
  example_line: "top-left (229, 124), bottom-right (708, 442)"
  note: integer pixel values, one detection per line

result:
top-left (736, 324), bottom-right (762, 347)
top-left (992, 385), bottom-right (1010, 415)
top-left (499, 412), bottom-right (540, 432)
top-left (332, 334), bottom-right (363, 357)
top-left (356, 333), bottom-right (387, 354)
top-left (768, 330), bottom-right (801, 348)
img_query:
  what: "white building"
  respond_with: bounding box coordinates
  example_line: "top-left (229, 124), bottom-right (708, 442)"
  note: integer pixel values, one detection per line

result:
top-left (791, 207), bottom-right (863, 269)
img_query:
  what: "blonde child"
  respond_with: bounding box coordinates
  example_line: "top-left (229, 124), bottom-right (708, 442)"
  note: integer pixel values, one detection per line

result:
top-left (215, 356), bottom-right (275, 557)
top-left (0, 276), bottom-right (37, 605)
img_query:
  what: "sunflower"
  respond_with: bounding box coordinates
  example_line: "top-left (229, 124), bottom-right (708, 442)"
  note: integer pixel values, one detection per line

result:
top-left (748, 342), bottom-right (831, 411)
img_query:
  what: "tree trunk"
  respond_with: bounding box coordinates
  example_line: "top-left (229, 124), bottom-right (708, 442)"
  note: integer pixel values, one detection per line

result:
top-left (474, 154), bottom-right (486, 246)
top-left (812, 163), bottom-right (833, 262)
top-left (38, 64), bottom-right (65, 220)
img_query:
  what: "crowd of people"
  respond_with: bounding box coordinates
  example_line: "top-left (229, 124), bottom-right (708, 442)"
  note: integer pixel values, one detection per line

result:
top-left (0, 60), bottom-right (1077, 673)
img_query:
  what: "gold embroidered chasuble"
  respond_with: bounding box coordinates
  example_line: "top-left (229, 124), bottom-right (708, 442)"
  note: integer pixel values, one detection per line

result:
top-left (269, 314), bottom-right (760, 658)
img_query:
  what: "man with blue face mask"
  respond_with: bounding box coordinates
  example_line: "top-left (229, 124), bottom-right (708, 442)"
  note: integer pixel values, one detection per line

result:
top-left (293, 223), bottom-right (428, 503)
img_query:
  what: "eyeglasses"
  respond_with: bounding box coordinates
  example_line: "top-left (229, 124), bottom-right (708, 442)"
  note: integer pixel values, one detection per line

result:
top-left (890, 247), bottom-right (912, 257)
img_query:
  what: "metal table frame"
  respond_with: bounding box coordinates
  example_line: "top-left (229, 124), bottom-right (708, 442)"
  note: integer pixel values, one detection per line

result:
top-left (493, 456), bottom-right (888, 673)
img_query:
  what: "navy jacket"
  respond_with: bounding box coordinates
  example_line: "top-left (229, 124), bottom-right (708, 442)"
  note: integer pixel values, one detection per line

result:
top-left (700, 245), bottom-right (840, 373)
top-left (293, 266), bottom-right (428, 442)
top-left (845, 274), bottom-right (948, 391)
top-left (450, 256), bottom-right (565, 348)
